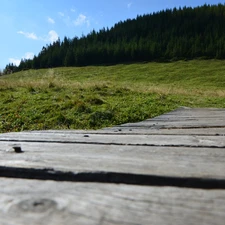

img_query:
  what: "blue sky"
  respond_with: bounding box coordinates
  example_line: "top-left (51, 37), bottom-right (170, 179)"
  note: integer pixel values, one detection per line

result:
top-left (0, 0), bottom-right (223, 70)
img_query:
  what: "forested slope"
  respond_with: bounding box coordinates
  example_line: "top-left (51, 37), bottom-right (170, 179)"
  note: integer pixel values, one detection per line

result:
top-left (5, 3), bottom-right (225, 73)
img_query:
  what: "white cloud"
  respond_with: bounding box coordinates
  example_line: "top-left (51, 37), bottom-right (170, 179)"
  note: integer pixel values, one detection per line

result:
top-left (47, 30), bottom-right (59, 43)
top-left (17, 31), bottom-right (38, 40)
top-left (24, 52), bottom-right (34, 59)
top-left (17, 30), bottom-right (58, 44)
top-left (9, 52), bottom-right (34, 66)
top-left (127, 2), bottom-right (132, 8)
top-left (74, 14), bottom-right (90, 27)
top-left (47, 17), bottom-right (55, 24)
top-left (71, 8), bottom-right (76, 12)
top-left (9, 58), bottom-right (21, 66)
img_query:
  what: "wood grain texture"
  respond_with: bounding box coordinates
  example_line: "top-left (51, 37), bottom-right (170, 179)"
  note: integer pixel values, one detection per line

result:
top-left (108, 107), bottom-right (225, 130)
top-left (0, 178), bottom-right (225, 225)
top-left (0, 132), bottom-right (225, 147)
top-left (0, 141), bottom-right (225, 179)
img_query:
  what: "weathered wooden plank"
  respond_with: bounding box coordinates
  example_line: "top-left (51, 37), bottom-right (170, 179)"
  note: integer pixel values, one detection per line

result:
top-left (0, 178), bottom-right (225, 225)
top-left (115, 107), bottom-right (225, 129)
top-left (0, 132), bottom-right (225, 147)
top-left (101, 107), bottom-right (225, 134)
top-left (0, 141), bottom-right (225, 180)
top-left (101, 127), bottom-right (225, 135)
top-left (12, 127), bottom-right (225, 134)
top-left (6, 127), bottom-right (224, 136)
top-left (119, 120), bottom-right (225, 129)
top-left (152, 107), bottom-right (225, 118)
top-left (117, 119), bottom-right (225, 129)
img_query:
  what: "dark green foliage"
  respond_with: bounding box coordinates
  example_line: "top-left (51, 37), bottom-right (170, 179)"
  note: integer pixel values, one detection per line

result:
top-left (5, 3), bottom-right (225, 72)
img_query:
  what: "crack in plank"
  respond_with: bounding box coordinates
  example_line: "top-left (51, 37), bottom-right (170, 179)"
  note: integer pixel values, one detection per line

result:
top-left (0, 139), bottom-right (224, 148)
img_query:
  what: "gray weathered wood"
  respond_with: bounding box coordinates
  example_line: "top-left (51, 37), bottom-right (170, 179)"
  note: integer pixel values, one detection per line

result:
top-left (105, 107), bottom-right (225, 131)
top-left (0, 178), bottom-right (225, 225)
top-left (101, 127), bottom-right (225, 135)
top-left (0, 132), bottom-right (225, 147)
top-left (0, 141), bottom-right (225, 180)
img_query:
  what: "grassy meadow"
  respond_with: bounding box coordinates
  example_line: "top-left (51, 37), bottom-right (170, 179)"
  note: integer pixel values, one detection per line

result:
top-left (0, 60), bottom-right (225, 133)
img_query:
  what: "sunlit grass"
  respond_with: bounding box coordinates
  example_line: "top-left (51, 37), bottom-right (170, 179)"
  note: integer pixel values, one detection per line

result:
top-left (0, 60), bottom-right (225, 133)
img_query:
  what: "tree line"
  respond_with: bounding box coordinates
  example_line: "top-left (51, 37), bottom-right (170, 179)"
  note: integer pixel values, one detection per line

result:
top-left (4, 3), bottom-right (225, 73)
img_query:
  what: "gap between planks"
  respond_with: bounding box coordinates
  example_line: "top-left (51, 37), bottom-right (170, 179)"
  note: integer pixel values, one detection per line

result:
top-left (1, 166), bottom-right (225, 190)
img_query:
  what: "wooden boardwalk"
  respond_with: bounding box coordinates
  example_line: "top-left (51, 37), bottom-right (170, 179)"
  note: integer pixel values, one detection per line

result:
top-left (0, 107), bottom-right (224, 225)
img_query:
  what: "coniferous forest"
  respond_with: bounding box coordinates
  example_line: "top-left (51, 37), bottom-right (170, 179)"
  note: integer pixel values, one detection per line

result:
top-left (4, 3), bottom-right (225, 73)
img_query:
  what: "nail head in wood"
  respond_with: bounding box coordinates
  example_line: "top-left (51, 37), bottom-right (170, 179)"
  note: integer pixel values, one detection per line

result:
top-left (13, 146), bottom-right (23, 153)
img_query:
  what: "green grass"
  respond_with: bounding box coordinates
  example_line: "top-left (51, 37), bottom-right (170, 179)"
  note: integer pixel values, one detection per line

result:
top-left (0, 59), bottom-right (225, 133)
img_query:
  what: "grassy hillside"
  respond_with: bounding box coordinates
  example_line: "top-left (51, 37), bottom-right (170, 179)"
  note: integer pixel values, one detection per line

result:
top-left (1, 60), bottom-right (225, 133)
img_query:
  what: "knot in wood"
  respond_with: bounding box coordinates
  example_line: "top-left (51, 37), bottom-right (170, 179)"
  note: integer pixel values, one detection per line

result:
top-left (16, 198), bottom-right (57, 213)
